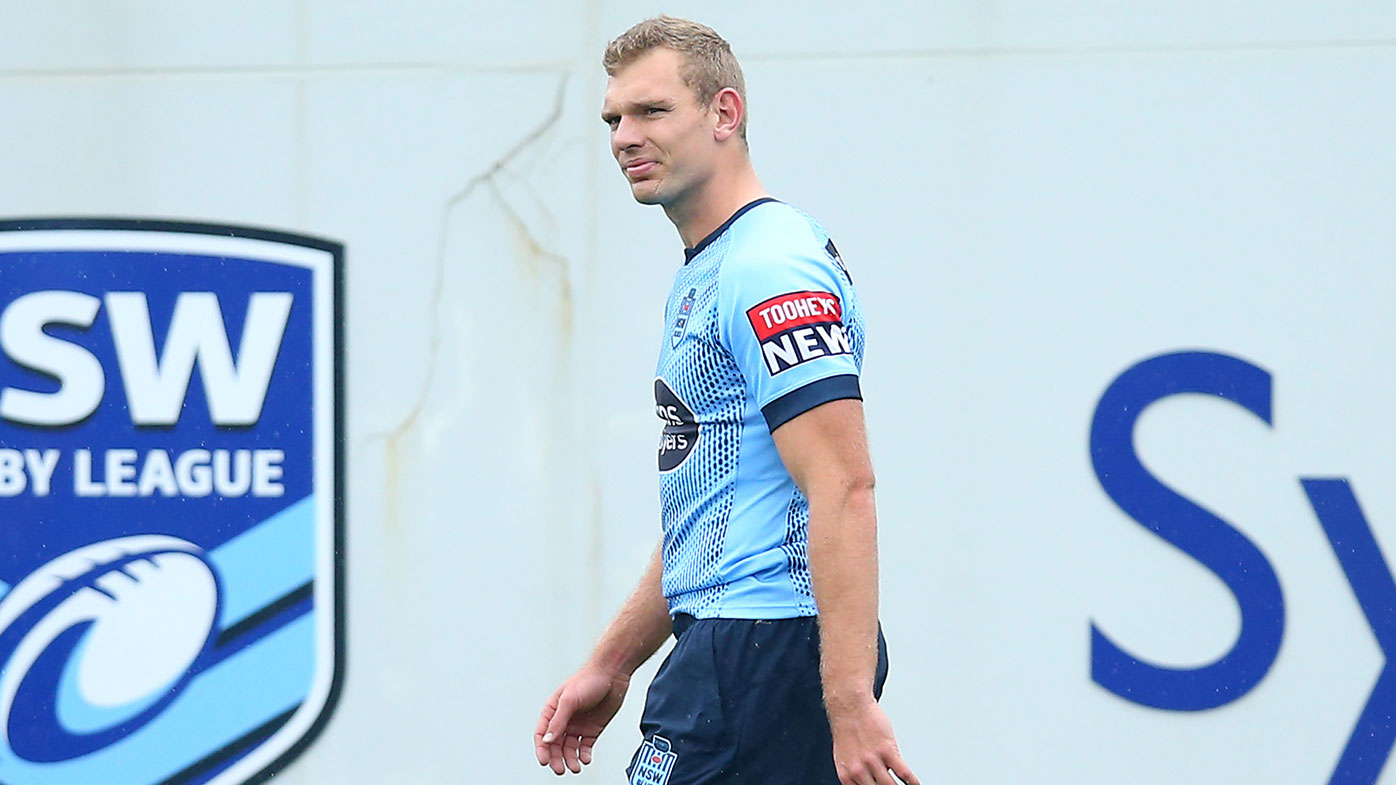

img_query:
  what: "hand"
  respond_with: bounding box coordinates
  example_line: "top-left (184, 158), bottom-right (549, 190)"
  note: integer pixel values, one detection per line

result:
top-left (534, 666), bottom-right (631, 775)
top-left (828, 699), bottom-right (920, 785)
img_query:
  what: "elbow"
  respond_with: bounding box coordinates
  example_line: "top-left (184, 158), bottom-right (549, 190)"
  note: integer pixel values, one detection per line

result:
top-left (851, 471), bottom-right (875, 494)
top-left (840, 475), bottom-right (875, 504)
top-left (805, 469), bottom-right (875, 505)
top-left (840, 464), bottom-right (876, 495)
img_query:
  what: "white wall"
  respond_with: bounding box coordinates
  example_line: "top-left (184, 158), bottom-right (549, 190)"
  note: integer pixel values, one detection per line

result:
top-left (2, 2), bottom-right (1395, 783)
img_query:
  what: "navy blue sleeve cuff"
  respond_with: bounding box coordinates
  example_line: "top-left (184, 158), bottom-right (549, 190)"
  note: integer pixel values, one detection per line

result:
top-left (761, 374), bottom-right (862, 432)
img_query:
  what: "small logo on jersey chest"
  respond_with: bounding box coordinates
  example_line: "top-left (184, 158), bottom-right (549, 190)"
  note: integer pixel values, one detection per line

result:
top-left (630, 735), bottom-right (677, 785)
top-left (655, 378), bottom-right (698, 472)
top-left (671, 288), bottom-right (697, 348)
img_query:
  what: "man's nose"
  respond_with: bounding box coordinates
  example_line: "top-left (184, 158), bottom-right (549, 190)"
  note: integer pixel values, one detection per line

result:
top-left (612, 115), bottom-right (643, 150)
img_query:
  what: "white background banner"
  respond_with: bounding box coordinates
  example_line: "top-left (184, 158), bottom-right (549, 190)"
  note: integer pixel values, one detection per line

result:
top-left (1, 2), bottom-right (1394, 782)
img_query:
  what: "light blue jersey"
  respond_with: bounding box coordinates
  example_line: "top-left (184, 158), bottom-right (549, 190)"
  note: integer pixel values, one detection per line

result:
top-left (655, 198), bottom-right (865, 619)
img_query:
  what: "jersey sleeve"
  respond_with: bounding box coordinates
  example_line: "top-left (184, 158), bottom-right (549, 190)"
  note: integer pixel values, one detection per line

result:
top-left (718, 241), bottom-right (862, 432)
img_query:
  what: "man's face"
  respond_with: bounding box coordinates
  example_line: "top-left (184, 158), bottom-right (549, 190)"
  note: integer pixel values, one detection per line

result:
top-left (601, 48), bottom-right (716, 208)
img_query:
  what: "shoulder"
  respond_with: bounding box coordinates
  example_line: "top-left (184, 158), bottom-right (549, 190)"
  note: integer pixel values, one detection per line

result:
top-left (726, 201), bottom-right (829, 264)
top-left (720, 201), bottom-right (840, 288)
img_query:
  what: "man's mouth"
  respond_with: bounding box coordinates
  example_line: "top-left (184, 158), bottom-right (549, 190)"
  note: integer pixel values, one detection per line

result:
top-left (624, 160), bottom-right (657, 179)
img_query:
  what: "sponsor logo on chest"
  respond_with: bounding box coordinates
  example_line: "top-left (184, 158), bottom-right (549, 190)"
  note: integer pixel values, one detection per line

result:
top-left (654, 379), bottom-right (698, 472)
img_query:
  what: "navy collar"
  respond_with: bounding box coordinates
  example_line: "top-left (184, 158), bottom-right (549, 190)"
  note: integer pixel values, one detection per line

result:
top-left (682, 197), bottom-right (779, 263)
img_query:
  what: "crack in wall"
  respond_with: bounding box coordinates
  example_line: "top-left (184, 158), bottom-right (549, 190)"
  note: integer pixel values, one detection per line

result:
top-left (486, 170), bottom-right (575, 332)
top-left (379, 71), bottom-right (572, 534)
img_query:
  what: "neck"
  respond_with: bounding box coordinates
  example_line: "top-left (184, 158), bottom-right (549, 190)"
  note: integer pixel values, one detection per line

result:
top-left (665, 158), bottom-right (767, 249)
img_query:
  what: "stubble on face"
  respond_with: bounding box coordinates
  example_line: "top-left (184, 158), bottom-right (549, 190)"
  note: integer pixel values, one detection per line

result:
top-left (602, 49), bottom-right (712, 209)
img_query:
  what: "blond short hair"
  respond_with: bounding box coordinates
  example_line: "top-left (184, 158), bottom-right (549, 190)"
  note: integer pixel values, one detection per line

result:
top-left (603, 15), bottom-right (748, 142)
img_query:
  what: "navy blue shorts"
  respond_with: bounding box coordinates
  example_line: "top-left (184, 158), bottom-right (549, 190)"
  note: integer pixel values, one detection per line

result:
top-left (626, 614), bottom-right (889, 785)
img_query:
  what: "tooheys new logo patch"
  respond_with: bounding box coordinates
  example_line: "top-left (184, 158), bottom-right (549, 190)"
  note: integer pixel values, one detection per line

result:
top-left (0, 219), bottom-right (343, 785)
top-left (745, 290), bottom-right (851, 375)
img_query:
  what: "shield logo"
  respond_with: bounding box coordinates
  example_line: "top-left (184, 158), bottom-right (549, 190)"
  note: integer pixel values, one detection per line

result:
top-left (629, 734), bottom-right (677, 785)
top-left (671, 287), bottom-right (697, 348)
top-left (0, 218), bottom-right (344, 785)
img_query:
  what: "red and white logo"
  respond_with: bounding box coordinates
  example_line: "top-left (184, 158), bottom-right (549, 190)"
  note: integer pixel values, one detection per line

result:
top-left (745, 290), bottom-right (850, 375)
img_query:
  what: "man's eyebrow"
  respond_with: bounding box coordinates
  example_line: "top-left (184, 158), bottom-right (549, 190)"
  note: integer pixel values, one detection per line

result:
top-left (601, 97), bottom-right (675, 120)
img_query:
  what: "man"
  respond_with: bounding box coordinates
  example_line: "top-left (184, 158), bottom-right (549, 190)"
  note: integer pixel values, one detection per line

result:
top-left (534, 16), bottom-right (919, 785)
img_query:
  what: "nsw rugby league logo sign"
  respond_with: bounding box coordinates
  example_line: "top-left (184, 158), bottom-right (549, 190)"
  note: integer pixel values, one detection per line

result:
top-left (0, 219), bottom-right (344, 785)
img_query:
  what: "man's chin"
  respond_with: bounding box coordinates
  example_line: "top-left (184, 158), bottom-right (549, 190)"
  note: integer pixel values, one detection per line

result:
top-left (629, 182), bottom-right (665, 205)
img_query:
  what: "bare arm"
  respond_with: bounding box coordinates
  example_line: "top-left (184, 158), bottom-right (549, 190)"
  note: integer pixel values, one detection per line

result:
top-left (583, 541), bottom-right (672, 676)
top-left (534, 542), bottom-right (671, 775)
top-left (773, 398), bottom-right (918, 785)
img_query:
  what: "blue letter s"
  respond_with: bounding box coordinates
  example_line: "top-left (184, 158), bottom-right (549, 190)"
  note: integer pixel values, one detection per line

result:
top-left (1089, 351), bottom-right (1285, 711)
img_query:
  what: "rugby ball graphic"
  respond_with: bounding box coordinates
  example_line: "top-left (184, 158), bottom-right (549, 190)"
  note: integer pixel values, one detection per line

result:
top-left (0, 535), bottom-right (221, 762)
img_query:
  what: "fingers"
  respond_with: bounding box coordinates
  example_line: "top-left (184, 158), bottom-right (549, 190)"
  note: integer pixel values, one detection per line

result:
top-left (870, 762), bottom-right (898, 785)
top-left (535, 689), bottom-right (575, 774)
top-left (840, 764), bottom-right (902, 785)
top-left (535, 690), bottom-right (604, 776)
top-left (839, 752), bottom-right (918, 785)
top-left (534, 692), bottom-right (560, 767)
top-left (562, 733), bottom-right (584, 774)
top-left (545, 727), bottom-right (569, 776)
top-left (889, 752), bottom-right (920, 785)
top-left (543, 692), bottom-right (574, 746)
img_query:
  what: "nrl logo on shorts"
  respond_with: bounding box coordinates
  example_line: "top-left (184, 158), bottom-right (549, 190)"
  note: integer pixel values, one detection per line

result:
top-left (0, 218), bottom-right (344, 785)
top-left (630, 734), bottom-right (677, 785)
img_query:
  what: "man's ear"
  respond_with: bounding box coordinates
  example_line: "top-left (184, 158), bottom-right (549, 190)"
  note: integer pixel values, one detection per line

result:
top-left (712, 87), bottom-right (744, 142)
